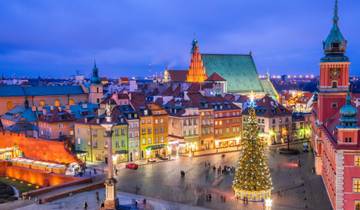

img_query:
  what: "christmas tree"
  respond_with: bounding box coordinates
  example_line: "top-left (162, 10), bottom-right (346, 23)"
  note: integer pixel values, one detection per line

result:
top-left (232, 106), bottom-right (272, 201)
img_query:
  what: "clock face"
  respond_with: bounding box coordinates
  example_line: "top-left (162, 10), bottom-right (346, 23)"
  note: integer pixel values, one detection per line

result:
top-left (330, 68), bottom-right (340, 80)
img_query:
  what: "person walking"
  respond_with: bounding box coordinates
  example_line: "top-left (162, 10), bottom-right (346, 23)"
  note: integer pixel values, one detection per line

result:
top-left (96, 191), bottom-right (100, 203)
top-left (83, 201), bottom-right (88, 209)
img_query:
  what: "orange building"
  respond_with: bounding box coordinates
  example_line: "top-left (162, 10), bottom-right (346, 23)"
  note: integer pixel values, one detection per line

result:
top-left (186, 39), bottom-right (207, 83)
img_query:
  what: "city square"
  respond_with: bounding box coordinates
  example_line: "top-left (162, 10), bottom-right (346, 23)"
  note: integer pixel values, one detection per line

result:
top-left (1, 0), bottom-right (360, 210)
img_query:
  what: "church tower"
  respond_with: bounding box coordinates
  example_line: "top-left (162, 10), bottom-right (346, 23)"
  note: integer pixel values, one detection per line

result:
top-left (318, 0), bottom-right (350, 123)
top-left (186, 39), bottom-right (207, 83)
top-left (89, 61), bottom-right (103, 104)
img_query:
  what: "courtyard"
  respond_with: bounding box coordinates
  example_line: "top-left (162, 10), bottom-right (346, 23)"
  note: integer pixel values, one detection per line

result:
top-left (114, 143), bottom-right (332, 210)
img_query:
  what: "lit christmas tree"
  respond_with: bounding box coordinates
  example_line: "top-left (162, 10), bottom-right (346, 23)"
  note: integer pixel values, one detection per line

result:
top-left (232, 105), bottom-right (272, 201)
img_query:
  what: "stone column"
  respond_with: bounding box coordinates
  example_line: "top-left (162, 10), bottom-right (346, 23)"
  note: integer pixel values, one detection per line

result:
top-left (101, 122), bottom-right (119, 210)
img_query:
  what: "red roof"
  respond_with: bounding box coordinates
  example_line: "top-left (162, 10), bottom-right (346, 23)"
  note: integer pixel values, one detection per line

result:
top-left (206, 72), bottom-right (226, 82)
top-left (167, 70), bottom-right (188, 82)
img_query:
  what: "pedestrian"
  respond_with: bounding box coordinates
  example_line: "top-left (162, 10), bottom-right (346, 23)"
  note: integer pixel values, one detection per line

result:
top-left (135, 185), bottom-right (140, 194)
top-left (84, 201), bottom-right (88, 209)
top-left (93, 168), bottom-right (97, 175)
top-left (96, 191), bottom-right (100, 203)
top-left (213, 166), bottom-right (216, 172)
top-left (143, 198), bottom-right (147, 206)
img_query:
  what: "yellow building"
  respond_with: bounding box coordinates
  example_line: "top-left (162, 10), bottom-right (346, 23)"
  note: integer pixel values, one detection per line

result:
top-left (139, 103), bottom-right (168, 159)
top-left (74, 116), bottom-right (128, 164)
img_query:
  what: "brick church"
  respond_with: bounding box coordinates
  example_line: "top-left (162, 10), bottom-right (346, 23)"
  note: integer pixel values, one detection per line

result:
top-left (311, 1), bottom-right (360, 209)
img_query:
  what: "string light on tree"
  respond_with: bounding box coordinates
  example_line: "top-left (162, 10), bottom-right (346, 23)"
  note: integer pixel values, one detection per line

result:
top-left (232, 101), bottom-right (272, 201)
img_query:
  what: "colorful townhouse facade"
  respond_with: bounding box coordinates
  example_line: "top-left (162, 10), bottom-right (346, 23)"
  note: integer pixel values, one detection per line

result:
top-left (137, 103), bottom-right (168, 159)
top-left (166, 100), bottom-right (201, 156)
top-left (74, 115), bottom-right (128, 163)
top-left (243, 95), bottom-right (292, 145)
top-left (311, 1), bottom-right (360, 209)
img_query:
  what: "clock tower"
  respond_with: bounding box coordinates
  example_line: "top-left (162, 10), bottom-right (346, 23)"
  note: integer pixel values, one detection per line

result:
top-left (318, 0), bottom-right (349, 123)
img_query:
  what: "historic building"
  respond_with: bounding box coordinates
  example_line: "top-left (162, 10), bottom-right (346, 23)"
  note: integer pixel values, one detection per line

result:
top-left (311, 1), bottom-right (360, 209)
top-left (166, 100), bottom-right (201, 156)
top-left (0, 85), bottom-right (88, 115)
top-left (74, 115), bottom-right (128, 163)
top-left (165, 39), bottom-right (278, 98)
top-left (243, 95), bottom-right (292, 145)
top-left (88, 62), bottom-right (104, 104)
top-left (38, 106), bottom-right (75, 140)
top-left (186, 39), bottom-right (208, 83)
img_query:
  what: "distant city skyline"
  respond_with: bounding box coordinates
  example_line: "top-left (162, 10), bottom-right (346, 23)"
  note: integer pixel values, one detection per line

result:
top-left (0, 0), bottom-right (360, 78)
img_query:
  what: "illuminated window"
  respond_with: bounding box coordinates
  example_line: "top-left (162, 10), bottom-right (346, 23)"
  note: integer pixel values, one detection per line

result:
top-left (54, 99), bottom-right (61, 107)
top-left (353, 178), bottom-right (360, 192)
top-left (356, 200), bottom-right (360, 210)
top-left (6, 101), bottom-right (14, 110)
top-left (69, 98), bottom-right (75, 105)
top-left (355, 156), bottom-right (360, 167)
top-left (39, 100), bottom-right (46, 106)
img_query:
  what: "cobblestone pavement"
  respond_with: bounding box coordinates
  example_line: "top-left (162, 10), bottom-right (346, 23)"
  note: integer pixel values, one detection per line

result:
top-left (16, 190), bottom-right (208, 210)
top-left (114, 143), bottom-right (332, 210)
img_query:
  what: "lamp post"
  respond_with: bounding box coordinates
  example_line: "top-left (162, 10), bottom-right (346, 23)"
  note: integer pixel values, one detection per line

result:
top-left (100, 103), bottom-right (119, 210)
top-left (265, 198), bottom-right (272, 210)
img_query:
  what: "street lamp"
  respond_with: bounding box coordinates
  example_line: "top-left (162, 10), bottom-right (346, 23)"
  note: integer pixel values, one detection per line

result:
top-left (265, 198), bottom-right (272, 210)
top-left (100, 103), bottom-right (119, 210)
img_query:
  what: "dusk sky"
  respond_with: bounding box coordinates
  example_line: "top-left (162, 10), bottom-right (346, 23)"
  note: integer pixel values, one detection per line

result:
top-left (0, 0), bottom-right (359, 78)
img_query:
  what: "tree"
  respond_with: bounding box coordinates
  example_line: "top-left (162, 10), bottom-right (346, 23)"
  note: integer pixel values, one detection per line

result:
top-left (233, 106), bottom-right (272, 201)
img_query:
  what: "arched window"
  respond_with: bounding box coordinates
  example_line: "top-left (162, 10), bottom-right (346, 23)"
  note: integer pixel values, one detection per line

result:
top-left (54, 99), bottom-right (61, 107)
top-left (6, 101), bottom-right (14, 110)
top-left (69, 98), bottom-right (75, 105)
top-left (39, 100), bottom-right (46, 107)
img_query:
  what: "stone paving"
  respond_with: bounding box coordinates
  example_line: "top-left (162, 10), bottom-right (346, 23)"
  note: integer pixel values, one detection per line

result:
top-left (16, 190), bottom-right (208, 210)
top-left (113, 143), bottom-right (331, 210)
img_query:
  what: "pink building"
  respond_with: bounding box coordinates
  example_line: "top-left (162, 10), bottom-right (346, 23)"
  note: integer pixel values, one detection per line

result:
top-left (311, 1), bottom-right (360, 209)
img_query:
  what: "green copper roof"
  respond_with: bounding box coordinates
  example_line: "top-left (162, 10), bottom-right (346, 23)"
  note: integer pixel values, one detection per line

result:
top-left (338, 92), bottom-right (358, 128)
top-left (91, 62), bottom-right (101, 84)
top-left (322, 0), bottom-right (348, 62)
top-left (201, 54), bottom-right (263, 93)
top-left (260, 79), bottom-right (279, 99)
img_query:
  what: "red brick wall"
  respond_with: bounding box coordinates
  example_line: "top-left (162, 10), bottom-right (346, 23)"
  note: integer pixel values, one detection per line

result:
top-left (0, 132), bottom-right (80, 164)
top-left (0, 162), bottom-right (80, 187)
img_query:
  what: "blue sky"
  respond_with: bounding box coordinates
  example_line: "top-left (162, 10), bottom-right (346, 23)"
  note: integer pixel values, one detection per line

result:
top-left (0, 0), bottom-right (359, 78)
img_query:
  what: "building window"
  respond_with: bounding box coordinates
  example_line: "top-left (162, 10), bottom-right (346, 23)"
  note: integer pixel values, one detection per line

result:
top-left (69, 98), bottom-right (75, 105)
top-left (142, 138), bottom-right (146, 144)
top-left (148, 138), bottom-right (152, 144)
top-left (355, 200), bottom-right (360, 210)
top-left (332, 103), bottom-right (338, 109)
top-left (54, 99), bottom-right (61, 107)
top-left (345, 137), bottom-right (353, 143)
top-left (332, 81), bottom-right (338, 88)
top-left (355, 156), bottom-right (360, 167)
top-left (353, 178), bottom-right (360, 192)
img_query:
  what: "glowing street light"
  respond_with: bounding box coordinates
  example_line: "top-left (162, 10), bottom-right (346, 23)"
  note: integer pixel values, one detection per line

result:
top-left (265, 198), bottom-right (272, 210)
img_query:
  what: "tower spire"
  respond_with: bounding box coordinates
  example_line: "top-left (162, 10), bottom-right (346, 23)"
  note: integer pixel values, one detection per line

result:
top-left (333, 0), bottom-right (339, 25)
